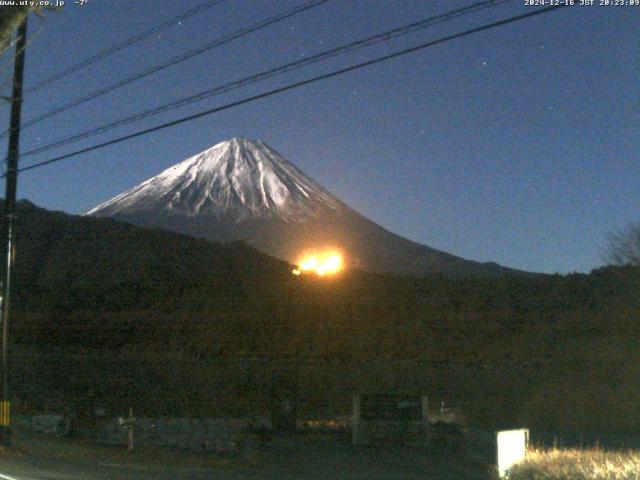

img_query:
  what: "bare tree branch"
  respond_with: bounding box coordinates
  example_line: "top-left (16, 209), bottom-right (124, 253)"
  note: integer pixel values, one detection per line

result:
top-left (603, 223), bottom-right (640, 266)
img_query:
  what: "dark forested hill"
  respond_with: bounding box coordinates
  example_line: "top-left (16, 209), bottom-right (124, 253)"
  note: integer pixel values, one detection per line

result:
top-left (12, 200), bottom-right (289, 289)
top-left (5, 200), bottom-right (640, 432)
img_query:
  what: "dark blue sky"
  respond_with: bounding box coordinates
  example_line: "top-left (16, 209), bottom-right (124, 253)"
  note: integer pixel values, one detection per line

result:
top-left (2, 0), bottom-right (638, 274)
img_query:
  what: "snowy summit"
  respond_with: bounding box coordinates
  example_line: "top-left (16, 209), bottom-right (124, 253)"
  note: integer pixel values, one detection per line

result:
top-left (87, 138), bottom-right (342, 223)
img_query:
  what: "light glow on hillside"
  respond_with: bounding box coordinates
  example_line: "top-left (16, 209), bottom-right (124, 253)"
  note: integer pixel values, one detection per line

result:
top-left (293, 251), bottom-right (344, 276)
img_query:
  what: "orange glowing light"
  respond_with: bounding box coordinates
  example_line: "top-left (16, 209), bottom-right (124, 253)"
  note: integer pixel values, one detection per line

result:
top-left (293, 251), bottom-right (344, 276)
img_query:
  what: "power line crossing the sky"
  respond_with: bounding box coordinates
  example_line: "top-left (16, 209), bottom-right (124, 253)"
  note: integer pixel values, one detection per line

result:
top-left (21, 0), bottom-right (226, 96)
top-left (1, 0), bottom-right (329, 137)
top-left (21, 0), bottom-right (513, 159)
top-left (12, 4), bottom-right (567, 178)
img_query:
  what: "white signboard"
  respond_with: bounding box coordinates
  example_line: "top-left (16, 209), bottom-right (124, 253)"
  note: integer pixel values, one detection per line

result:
top-left (496, 428), bottom-right (529, 477)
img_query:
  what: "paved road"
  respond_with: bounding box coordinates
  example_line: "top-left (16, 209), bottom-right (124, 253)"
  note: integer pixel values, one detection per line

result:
top-left (0, 434), bottom-right (494, 479)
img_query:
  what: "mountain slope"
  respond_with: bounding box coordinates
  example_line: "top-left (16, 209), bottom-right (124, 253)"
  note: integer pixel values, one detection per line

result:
top-left (88, 137), bottom-right (526, 277)
top-left (11, 200), bottom-right (289, 292)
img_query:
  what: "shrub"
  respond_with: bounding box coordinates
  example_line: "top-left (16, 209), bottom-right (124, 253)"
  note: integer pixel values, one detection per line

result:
top-left (508, 448), bottom-right (640, 480)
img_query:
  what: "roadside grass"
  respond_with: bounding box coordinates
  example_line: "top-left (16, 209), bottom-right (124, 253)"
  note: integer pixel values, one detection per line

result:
top-left (507, 447), bottom-right (640, 480)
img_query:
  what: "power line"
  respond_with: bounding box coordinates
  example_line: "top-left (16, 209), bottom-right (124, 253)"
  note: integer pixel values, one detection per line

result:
top-left (22, 0), bottom-right (513, 158)
top-left (5, 0), bottom-right (329, 137)
top-left (14, 5), bottom-right (567, 177)
top-left (21, 0), bottom-right (226, 96)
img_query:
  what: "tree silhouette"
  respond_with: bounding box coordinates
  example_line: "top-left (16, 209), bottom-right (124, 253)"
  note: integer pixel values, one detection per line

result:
top-left (604, 223), bottom-right (640, 266)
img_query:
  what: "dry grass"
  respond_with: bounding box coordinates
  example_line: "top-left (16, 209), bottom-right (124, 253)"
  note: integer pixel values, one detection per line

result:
top-left (507, 447), bottom-right (640, 480)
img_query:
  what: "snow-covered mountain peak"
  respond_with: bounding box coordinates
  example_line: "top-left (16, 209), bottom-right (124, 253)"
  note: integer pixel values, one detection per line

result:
top-left (86, 138), bottom-right (525, 277)
top-left (86, 138), bottom-right (343, 223)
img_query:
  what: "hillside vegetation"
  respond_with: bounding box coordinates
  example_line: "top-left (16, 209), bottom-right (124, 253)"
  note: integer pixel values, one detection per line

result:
top-left (7, 201), bottom-right (640, 431)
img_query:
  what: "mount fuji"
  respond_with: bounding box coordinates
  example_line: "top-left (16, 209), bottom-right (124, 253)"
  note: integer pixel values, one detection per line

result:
top-left (87, 138), bottom-right (523, 277)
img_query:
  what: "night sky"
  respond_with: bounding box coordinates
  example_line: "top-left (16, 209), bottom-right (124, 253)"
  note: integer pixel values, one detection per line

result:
top-left (1, 0), bottom-right (638, 274)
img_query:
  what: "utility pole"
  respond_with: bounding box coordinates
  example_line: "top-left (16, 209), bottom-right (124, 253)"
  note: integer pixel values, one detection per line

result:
top-left (0, 16), bottom-right (28, 447)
